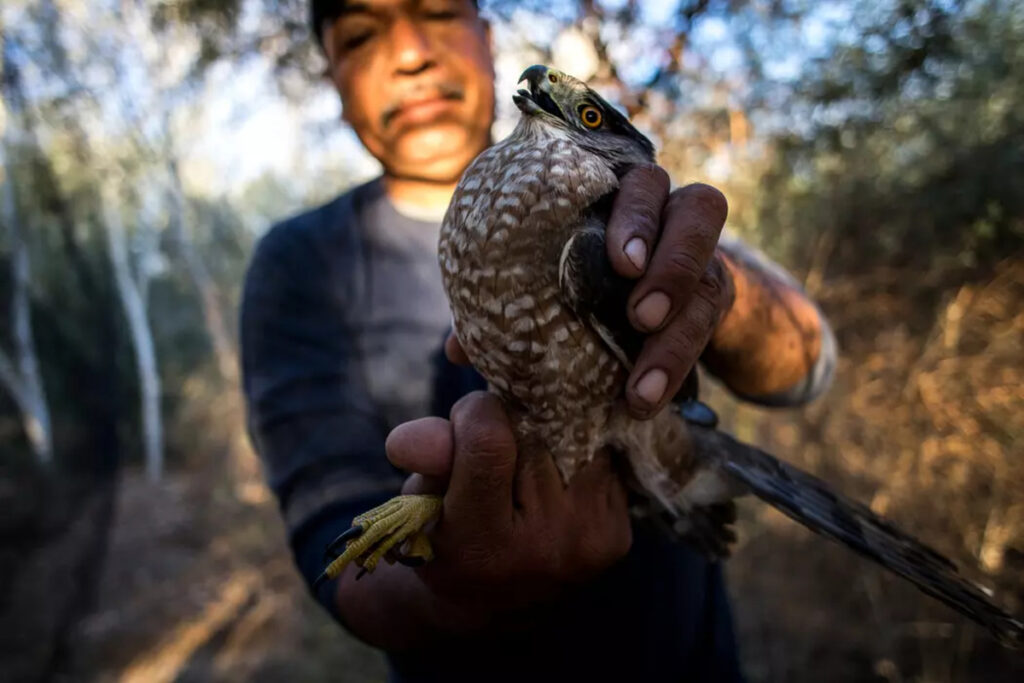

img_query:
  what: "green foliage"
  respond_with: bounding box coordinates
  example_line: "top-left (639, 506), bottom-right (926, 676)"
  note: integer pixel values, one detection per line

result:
top-left (754, 0), bottom-right (1024, 275)
top-left (154, 0), bottom-right (321, 86)
top-left (153, 0), bottom-right (244, 71)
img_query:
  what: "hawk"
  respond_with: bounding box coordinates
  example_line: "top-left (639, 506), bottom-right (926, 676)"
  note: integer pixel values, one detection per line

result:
top-left (318, 65), bottom-right (1023, 648)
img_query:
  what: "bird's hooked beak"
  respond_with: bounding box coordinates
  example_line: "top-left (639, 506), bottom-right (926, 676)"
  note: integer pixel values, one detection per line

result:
top-left (514, 65), bottom-right (566, 121)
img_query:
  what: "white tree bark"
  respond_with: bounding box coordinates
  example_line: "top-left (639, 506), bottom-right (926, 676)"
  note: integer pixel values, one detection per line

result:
top-left (1, 46), bottom-right (53, 464)
top-left (166, 157), bottom-right (237, 382)
top-left (0, 191), bottom-right (53, 462)
top-left (101, 182), bottom-right (163, 481)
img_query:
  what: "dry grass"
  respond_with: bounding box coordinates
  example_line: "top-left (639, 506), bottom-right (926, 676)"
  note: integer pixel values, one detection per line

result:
top-left (715, 258), bottom-right (1024, 682)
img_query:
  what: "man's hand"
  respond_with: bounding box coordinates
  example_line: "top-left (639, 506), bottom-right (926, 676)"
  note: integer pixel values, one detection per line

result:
top-left (604, 165), bottom-right (734, 418)
top-left (386, 392), bottom-right (632, 616)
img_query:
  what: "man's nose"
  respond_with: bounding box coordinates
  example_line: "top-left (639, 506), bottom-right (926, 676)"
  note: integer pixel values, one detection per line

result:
top-left (389, 16), bottom-right (435, 75)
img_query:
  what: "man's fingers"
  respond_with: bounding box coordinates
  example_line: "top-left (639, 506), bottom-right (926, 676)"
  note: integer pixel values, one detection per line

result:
top-left (446, 392), bottom-right (519, 529)
top-left (628, 183), bottom-right (728, 333)
top-left (386, 417), bottom-right (454, 478)
top-left (626, 261), bottom-right (731, 416)
top-left (605, 164), bottom-right (670, 278)
top-left (445, 331), bottom-right (471, 366)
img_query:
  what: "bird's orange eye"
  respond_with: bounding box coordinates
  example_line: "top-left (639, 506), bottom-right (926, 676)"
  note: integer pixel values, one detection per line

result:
top-left (579, 105), bottom-right (602, 129)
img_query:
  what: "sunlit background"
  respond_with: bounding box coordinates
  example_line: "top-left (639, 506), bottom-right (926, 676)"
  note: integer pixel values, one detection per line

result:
top-left (1, 0), bottom-right (1022, 681)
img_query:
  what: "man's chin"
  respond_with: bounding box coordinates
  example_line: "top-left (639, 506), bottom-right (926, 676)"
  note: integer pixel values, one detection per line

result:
top-left (388, 126), bottom-right (486, 183)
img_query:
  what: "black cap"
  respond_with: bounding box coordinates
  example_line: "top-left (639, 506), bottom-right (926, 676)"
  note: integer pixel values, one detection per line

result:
top-left (310, 1), bottom-right (480, 46)
top-left (309, 0), bottom-right (335, 46)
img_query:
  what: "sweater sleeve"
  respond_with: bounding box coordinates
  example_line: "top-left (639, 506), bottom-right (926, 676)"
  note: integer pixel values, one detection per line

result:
top-left (240, 213), bottom-right (404, 615)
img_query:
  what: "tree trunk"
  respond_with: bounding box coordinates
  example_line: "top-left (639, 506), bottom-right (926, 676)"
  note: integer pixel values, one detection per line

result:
top-left (1, 41), bottom-right (53, 464)
top-left (166, 158), bottom-right (237, 382)
top-left (101, 182), bottom-right (163, 481)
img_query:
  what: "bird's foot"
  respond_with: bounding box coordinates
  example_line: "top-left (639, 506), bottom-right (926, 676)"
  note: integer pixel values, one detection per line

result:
top-left (314, 494), bottom-right (443, 588)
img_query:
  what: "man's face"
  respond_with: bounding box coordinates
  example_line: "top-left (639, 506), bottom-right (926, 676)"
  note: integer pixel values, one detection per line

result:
top-left (323, 0), bottom-right (495, 184)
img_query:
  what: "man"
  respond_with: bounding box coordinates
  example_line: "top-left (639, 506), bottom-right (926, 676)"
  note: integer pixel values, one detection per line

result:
top-left (241, 1), bottom-right (836, 680)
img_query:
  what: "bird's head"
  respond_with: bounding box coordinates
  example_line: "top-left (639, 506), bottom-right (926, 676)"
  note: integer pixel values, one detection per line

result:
top-left (513, 64), bottom-right (655, 171)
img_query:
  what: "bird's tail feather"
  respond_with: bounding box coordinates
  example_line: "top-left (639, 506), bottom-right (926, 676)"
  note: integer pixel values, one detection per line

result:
top-left (688, 425), bottom-right (1024, 650)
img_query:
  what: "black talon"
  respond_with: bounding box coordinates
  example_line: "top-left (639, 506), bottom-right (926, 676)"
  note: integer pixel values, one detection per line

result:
top-left (356, 567), bottom-right (369, 581)
top-left (313, 571), bottom-right (329, 591)
top-left (324, 525), bottom-right (365, 561)
top-left (679, 399), bottom-right (718, 429)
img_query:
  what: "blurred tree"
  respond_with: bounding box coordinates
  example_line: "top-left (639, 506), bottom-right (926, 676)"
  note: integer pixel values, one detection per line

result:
top-left (167, 157), bottom-right (238, 383)
top-left (0, 36), bottom-right (53, 464)
top-left (753, 0), bottom-right (1024, 278)
top-left (117, 0), bottom-right (240, 384)
top-left (0, 0), bottom-right (129, 476)
top-left (100, 178), bottom-right (164, 481)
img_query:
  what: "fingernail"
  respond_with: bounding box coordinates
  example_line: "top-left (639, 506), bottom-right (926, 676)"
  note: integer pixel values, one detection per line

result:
top-left (624, 237), bottom-right (647, 271)
top-left (635, 291), bottom-right (671, 330)
top-left (635, 368), bottom-right (668, 407)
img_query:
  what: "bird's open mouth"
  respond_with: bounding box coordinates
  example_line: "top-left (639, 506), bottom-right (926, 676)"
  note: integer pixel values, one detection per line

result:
top-left (515, 87), bottom-right (564, 120)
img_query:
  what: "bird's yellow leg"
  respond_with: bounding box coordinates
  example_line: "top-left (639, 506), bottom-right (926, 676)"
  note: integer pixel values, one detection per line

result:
top-left (315, 495), bottom-right (442, 587)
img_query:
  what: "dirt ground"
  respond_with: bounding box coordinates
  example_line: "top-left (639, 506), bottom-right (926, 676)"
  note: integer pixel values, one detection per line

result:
top-left (60, 468), bottom-right (386, 683)
top-left (49, 460), bottom-right (1024, 683)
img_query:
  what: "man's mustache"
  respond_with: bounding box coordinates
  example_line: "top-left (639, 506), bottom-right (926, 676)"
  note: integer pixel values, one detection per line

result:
top-left (381, 82), bottom-right (465, 129)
